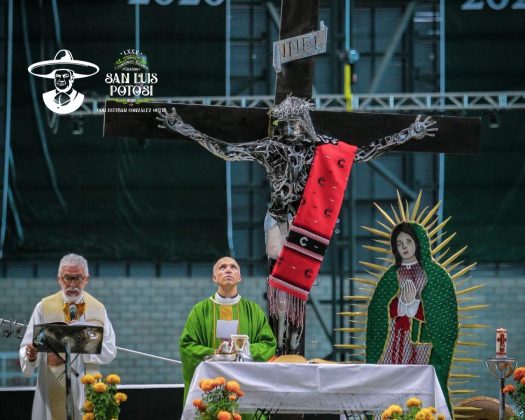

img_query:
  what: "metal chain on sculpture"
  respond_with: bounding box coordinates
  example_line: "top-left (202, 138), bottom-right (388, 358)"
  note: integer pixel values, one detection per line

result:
top-left (353, 115), bottom-right (437, 162)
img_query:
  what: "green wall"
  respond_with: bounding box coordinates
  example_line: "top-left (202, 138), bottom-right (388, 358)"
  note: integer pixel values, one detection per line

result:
top-left (445, 0), bottom-right (525, 262)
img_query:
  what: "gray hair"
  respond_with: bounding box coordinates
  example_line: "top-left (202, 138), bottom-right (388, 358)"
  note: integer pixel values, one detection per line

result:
top-left (58, 253), bottom-right (89, 276)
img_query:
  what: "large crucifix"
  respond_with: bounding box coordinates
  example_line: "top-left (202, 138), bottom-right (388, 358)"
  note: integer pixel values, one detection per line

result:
top-left (104, 0), bottom-right (480, 356)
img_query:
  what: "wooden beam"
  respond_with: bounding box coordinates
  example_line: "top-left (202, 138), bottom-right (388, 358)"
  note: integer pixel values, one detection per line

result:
top-left (103, 101), bottom-right (480, 154)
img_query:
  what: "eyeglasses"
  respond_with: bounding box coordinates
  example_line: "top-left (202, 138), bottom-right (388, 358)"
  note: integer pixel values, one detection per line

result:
top-left (60, 275), bottom-right (86, 284)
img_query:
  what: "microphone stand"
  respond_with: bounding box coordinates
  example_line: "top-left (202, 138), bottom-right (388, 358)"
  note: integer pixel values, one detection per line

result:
top-left (64, 337), bottom-right (74, 420)
top-left (34, 328), bottom-right (79, 420)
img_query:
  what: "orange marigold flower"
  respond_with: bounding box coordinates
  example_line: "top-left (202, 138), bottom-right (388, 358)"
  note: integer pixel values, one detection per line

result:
top-left (236, 390), bottom-right (245, 398)
top-left (406, 398), bottom-right (421, 408)
top-left (388, 404), bottom-right (403, 415)
top-left (82, 400), bottom-right (94, 412)
top-left (502, 384), bottom-right (516, 394)
top-left (217, 410), bottom-right (232, 420)
top-left (438, 414), bottom-right (446, 420)
top-left (93, 373), bottom-right (102, 380)
top-left (199, 379), bottom-right (209, 391)
top-left (114, 392), bottom-right (128, 404)
top-left (193, 399), bottom-right (204, 408)
top-left (192, 398), bottom-right (207, 412)
top-left (233, 413), bottom-right (242, 420)
top-left (428, 406), bottom-right (437, 414)
top-left (106, 374), bottom-right (121, 384)
top-left (415, 411), bottom-right (426, 420)
top-left (80, 374), bottom-right (95, 385)
top-left (229, 394), bottom-right (238, 401)
top-left (514, 367), bottom-right (525, 382)
top-left (415, 408), bottom-right (433, 420)
top-left (93, 382), bottom-right (107, 393)
top-left (381, 408), bottom-right (392, 420)
top-left (521, 377), bottom-right (525, 386)
top-left (215, 376), bottom-right (226, 386)
top-left (225, 380), bottom-right (241, 393)
top-left (200, 379), bottom-right (217, 392)
top-left (82, 414), bottom-right (95, 420)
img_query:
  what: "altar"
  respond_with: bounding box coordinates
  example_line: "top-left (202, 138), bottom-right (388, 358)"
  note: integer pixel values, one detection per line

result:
top-left (182, 362), bottom-right (452, 419)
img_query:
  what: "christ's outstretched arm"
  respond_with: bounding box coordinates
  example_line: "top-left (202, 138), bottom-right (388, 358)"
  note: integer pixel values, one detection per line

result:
top-left (157, 107), bottom-right (258, 162)
top-left (354, 115), bottom-right (438, 162)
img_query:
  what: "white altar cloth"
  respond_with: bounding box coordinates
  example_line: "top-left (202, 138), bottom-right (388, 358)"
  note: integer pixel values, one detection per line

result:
top-left (181, 362), bottom-right (451, 420)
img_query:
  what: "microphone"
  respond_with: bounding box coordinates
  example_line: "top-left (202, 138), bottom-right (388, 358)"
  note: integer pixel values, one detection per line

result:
top-left (69, 304), bottom-right (77, 321)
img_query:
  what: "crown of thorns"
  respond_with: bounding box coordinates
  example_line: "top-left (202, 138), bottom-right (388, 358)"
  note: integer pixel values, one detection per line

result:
top-left (270, 96), bottom-right (312, 119)
top-left (269, 96), bottom-right (317, 140)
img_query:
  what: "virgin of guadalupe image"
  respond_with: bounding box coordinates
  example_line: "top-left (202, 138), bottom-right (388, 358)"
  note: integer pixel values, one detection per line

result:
top-left (367, 221), bottom-right (458, 410)
top-left (347, 192), bottom-right (485, 416)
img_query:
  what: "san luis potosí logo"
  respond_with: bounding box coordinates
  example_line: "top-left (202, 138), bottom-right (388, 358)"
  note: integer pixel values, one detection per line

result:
top-left (105, 49), bottom-right (158, 103)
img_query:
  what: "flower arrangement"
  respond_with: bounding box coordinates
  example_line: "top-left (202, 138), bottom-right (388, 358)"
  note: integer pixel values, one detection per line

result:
top-left (80, 373), bottom-right (128, 420)
top-left (193, 376), bottom-right (244, 420)
top-left (502, 366), bottom-right (525, 419)
top-left (381, 397), bottom-right (446, 420)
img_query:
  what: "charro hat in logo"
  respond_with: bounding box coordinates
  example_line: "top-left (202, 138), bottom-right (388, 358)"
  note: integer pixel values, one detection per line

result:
top-left (28, 49), bottom-right (99, 79)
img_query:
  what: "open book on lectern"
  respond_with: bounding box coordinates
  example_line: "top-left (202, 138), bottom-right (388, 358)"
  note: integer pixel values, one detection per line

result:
top-left (33, 322), bottom-right (103, 355)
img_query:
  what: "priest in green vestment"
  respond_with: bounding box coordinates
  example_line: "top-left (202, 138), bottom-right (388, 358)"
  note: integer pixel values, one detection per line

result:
top-left (179, 256), bottom-right (277, 402)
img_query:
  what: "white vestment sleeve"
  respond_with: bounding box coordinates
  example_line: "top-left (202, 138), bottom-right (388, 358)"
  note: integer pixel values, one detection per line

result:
top-left (19, 303), bottom-right (42, 377)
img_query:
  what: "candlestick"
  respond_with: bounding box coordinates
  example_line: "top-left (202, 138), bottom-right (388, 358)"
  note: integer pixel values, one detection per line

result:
top-left (486, 356), bottom-right (517, 420)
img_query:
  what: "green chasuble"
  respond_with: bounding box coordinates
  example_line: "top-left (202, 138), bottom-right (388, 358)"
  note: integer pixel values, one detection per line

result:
top-left (179, 296), bottom-right (276, 402)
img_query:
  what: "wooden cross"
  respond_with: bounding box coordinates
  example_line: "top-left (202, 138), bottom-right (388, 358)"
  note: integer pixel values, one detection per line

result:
top-left (103, 0), bottom-right (480, 355)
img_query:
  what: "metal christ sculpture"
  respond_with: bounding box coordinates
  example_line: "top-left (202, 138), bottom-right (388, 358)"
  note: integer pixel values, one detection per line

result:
top-left (156, 96), bottom-right (437, 354)
top-left (158, 97), bottom-right (435, 231)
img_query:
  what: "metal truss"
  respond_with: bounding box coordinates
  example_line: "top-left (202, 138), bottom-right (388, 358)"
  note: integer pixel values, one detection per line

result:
top-left (76, 91), bottom-right (525, 116)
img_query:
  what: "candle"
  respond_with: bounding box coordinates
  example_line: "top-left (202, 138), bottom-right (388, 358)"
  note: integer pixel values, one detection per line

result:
top-left (496, 327), bottom-right (507, 358)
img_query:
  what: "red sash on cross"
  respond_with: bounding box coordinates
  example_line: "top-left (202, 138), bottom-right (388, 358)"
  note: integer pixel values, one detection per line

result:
top-left (267, 142), bottom-right (357, 327)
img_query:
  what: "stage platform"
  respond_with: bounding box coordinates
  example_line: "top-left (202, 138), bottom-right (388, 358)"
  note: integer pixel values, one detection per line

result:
top-left (0, 384), bottom-right (184, 420)
top-left (0, 384), bottom-right (338, 419)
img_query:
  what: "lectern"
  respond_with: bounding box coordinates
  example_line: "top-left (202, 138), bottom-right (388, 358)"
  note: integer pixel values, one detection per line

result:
top-left (33, 323), bottom-right (103, 420)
